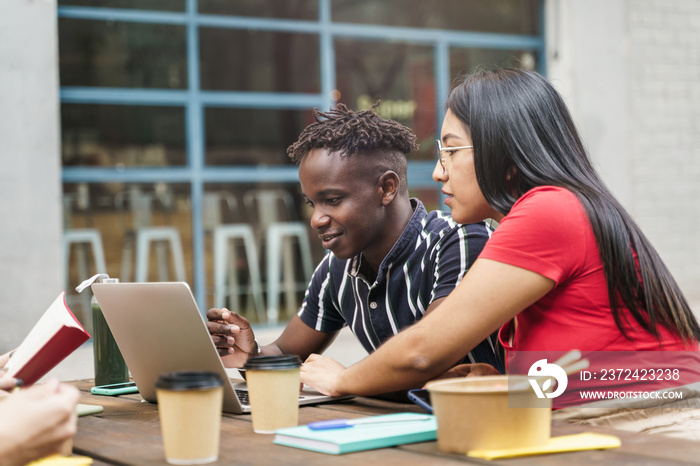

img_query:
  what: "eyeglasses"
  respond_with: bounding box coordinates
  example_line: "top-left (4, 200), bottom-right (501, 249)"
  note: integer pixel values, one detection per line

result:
top-left (436, 139), bottom-right (473, 173)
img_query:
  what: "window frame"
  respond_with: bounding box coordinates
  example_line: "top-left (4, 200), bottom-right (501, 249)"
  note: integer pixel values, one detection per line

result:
top-left (59, 0), bottom-right (545, 312)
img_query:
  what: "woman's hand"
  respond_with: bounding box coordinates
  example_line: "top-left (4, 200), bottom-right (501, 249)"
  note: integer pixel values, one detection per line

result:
top-left (0, 371), bottom-right (17, 394)
top-left (0, 379), bottom-right (80, 466)
top-left (0, 351), bottom-right (12, 369)
top-left (0, 350), bottom-right (18, 394)
top-left (300, 354), bottom-right (347, 397)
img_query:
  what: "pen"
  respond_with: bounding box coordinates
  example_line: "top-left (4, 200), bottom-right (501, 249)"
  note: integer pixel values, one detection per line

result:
top-left (308, 415), bottom-right (432, 430)
top-left (13, 379), bottom-right (23, 393)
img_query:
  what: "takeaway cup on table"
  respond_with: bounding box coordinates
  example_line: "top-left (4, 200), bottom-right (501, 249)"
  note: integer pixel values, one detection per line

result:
top-left (155, 371), bottom-right (224, 464)
top-left (426, 375), bottom-right (552, 454)
top-left (243, 355), bottom-right (302, 434)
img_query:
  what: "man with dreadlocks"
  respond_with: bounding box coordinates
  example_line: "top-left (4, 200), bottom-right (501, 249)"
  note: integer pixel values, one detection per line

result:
top-left (207, 103), bottom-right (503, 394)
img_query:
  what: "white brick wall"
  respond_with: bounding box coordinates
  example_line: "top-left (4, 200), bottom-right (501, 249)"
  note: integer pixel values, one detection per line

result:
top-left (547, 0), bottom-right (700, 309)
top-left (626, 0), bottom-right (700, 304)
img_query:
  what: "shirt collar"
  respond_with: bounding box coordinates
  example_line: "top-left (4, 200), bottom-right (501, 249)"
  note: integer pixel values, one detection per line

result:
top-left (349, 198), bottom-right (427, 284)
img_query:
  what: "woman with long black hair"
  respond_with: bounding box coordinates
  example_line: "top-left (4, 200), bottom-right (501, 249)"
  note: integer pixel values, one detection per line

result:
top-left (300, 68), bottom-right (700, 399)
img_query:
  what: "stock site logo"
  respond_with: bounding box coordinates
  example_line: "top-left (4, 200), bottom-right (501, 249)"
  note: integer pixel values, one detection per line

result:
top-left (528, 359), bottom-right (568, 398)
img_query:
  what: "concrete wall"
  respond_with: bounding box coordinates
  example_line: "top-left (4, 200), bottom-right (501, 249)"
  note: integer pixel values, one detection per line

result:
top-left (546, 0), bottom-right (700, 306)
top-left (0, 0), bottom-right (64, 352)
top-left (546, 0), bottom-right (630, 205)
top-left (625, 0), bottom-right (700, 305)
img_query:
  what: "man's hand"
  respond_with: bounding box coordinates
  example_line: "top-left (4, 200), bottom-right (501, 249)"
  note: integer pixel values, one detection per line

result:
top-left (425, 363), bottom-right (500, 386)
top-left (206, 308), bottom-right (256, 368)
top-left (300, 353), bottom-right (347, 397)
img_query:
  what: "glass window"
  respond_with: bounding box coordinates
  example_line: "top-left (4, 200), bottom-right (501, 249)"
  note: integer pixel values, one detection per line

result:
top-left (58, 0), bottom-right (544, 316)
top-left (198, 0), bottom-right (318, 19)
top-left (203, 183), bottom-right (317, 317)
top-left (58, 18), bottom-right (187, 88)
top-left (63, 181), bottom-right (193, 293)
top-left (205, 108), bottom-right (312, 166)
top-left (410, 188), bottom-right (442, 212)
top-left (449, 48), bottom-right (538, 78)
top-left (58, 0), bottom-right (185, 11)
top-left (61, 104), bottom-right (186, 167)
top-left (199, 28), bottom-right (320, 93)
top-left (331, 0), bottom-right (540, 35)
top-left (335, 39), bottom-right (436, 161)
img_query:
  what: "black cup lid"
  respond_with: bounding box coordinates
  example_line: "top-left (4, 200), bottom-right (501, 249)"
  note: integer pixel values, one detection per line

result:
top-left (243, 355), bottom-right (302, 370)
top-left (155, 371), bottom-right (223, 391)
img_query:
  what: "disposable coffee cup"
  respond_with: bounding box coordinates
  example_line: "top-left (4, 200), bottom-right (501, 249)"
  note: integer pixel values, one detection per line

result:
top-left (156, 371), bottom-right (223, 465)
top-left (243, 355), bottom-right (302, 434)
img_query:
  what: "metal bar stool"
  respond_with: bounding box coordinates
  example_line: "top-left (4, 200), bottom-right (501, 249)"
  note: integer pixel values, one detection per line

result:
top-left (213, 225), bottom-right (265, 320)
top-left (206, 192), bottom-right (265, 322)
top-left (116, 186), bottom-right (186, 283)
top-left (63, 228), bottom-right (107, 291)
top-left (243, 189), bottom-right (314, 324)
top-left (134, 226), bottom-right (186, 282)
top-left (265, 222), bottom-right (314, 324)
top-left (63, 188), bottom-right (107, 328)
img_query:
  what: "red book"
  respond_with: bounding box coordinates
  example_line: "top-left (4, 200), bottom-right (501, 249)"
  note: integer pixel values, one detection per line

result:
top-left (4, 291), bottom-right (90, 386)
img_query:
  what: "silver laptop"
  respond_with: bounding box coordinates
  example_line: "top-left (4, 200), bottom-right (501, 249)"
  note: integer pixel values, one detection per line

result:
top-left (91, 281), bottom-right (351, 414)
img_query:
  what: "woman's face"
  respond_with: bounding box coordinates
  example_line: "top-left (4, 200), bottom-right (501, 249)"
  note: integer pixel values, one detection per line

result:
top-left (433, 110), bottom-right (503, 224)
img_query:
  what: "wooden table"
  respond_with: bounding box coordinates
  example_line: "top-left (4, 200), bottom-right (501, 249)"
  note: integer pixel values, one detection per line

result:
top-left (70, 380), bottom-right (699, 465)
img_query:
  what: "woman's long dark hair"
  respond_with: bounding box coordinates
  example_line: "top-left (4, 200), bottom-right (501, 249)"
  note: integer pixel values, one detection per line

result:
top-left (447, 68), bottom-right (700, 343)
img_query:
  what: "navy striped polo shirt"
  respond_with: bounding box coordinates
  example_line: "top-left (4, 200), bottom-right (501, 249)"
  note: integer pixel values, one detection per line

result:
top-left (297, 198), bottom-right (504, 373)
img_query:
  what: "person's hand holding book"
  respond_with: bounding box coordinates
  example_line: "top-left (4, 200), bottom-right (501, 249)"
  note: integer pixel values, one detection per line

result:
top-left (0, 350), bottom-right (12, 369)
top-left (0, 352), bottom-right (18, 394)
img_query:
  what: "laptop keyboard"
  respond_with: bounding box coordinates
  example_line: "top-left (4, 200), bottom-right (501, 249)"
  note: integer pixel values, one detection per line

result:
top-left (235, 389), bottom-right (250, 406)
top-left (234, 388), bottom-right (308, 407)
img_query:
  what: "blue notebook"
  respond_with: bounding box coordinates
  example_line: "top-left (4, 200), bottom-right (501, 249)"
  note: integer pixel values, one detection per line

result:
top-left (273, 413), bottom-right (437, 454)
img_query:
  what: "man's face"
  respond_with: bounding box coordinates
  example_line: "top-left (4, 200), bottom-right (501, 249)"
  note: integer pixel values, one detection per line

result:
top-left (299, 148), bottom-right (386, 260)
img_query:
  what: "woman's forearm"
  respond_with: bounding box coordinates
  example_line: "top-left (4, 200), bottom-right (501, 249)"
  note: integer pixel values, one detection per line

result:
top-left (334, 324), bottom-right (460, 396)
top-left (300, 324), bottom-right (455, 397)
top-left (301, 259), bottom-right (554, 397)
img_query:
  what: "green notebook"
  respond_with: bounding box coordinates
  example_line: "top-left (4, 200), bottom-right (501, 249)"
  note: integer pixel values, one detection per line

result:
top-left (273, 413), bottom-right (437, 455)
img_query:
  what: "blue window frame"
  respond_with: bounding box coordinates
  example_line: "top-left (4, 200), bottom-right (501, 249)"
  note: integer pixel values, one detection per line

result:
top-left (59, 0), bottom-right (545, 313)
